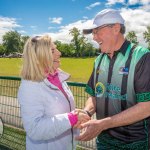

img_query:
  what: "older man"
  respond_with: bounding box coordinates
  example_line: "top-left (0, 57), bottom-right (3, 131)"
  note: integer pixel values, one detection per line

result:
top-left (76, 9), bottom-right (150, 150)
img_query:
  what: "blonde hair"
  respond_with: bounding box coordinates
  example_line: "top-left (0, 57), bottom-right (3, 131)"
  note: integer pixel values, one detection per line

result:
top-left (21, 35), bottom-right (53, 81)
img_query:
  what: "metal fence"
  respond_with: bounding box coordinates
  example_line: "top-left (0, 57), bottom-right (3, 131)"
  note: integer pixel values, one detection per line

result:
top-left (0, 76), bottom-right (96, 150)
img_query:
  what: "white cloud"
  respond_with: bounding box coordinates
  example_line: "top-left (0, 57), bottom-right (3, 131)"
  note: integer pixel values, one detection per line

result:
top-left (49, 17), bottom-right (63, 24)
top-left (128, 0), bottom-right (139, 5)
top-left (0, 17), bottom-right (21, 29)
top-left (49, 20), bottom-right (90, 43)
top-left (141, 0), bottom-right (150, 4)
top-left (38, 20), bottom-right (87, 44)
top-left (49, 8), bottom-right (150, 48)
top-left (86, 2), bottom-right (101, 10)
top-left (121, 8), bottom-right (150, 47)
top-left (83, 16), bottom-right (88, 20)
top-left (0, 8), bottom-right (149, 49)
top-left (30, 26), bottom-right (37, 30)
top-left (106, 0), bottom-right (125, 6)
top-left (0, 16), bottom-right (21, 43)
top-left (48, 26), bottom-right (55, 30)
top-left (106, 0), bottom-right (149, 6)
top-left (41, 19), bottom-right (98, 48)
top-left (140, 4), bottom-right (150, 11)
top-left (128, 0), bottom-right (150, 5)
top-left (18, 30), bottom-right (26, 34)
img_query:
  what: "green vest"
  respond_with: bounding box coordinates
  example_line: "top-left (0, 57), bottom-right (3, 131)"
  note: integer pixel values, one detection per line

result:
top-left (93, 43), bottom-right (150, 146)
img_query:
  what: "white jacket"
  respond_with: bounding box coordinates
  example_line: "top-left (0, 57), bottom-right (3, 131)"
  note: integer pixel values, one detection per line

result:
top-left (18, 70), bottom-right (78, 150)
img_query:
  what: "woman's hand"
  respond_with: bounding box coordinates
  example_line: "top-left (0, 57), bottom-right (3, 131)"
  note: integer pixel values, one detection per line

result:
top-left (73, 109), bottom-right (91, 128)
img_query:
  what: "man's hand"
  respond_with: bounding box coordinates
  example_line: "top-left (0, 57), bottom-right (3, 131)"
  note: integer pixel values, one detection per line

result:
top-left (75, 119), bottom-right (106, 141)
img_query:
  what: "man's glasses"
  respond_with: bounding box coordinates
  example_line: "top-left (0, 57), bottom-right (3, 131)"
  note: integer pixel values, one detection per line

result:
top-left (92, 24), bottom-right (114, 35)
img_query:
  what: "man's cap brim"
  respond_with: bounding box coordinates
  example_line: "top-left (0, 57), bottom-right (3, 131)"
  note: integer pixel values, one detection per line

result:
top-left (83, 24), bottom-right (98, 34)
top-left (83, 29), bottom-right (93, 34)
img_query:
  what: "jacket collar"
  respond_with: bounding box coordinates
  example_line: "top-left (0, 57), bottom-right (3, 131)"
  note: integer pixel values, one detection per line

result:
top-left (43, 69), bottom-right (70, 89)
top-left (57, 69), bottom-right (70, 82)
top-left (114, 40), bottom-right (131, 56)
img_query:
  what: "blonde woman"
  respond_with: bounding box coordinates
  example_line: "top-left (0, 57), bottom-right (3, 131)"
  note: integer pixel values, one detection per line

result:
top-left (18, 35), bottom-right (90, 150)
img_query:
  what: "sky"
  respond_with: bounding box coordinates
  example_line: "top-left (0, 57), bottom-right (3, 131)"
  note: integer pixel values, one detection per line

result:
top-left (0, 0), bottom-right (150, 47)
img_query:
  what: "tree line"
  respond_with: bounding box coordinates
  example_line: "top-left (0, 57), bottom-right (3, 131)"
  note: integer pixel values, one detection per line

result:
top-left (0, 26), bottom-right (150, 57)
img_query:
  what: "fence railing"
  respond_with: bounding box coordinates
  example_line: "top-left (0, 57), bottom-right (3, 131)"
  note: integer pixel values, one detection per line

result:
top-left (0, 76), bottom-right (96, 150)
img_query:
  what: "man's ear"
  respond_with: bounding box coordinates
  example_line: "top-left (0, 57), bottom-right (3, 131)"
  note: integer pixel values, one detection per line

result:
top-left (113, 23), bottom-right (121, 34)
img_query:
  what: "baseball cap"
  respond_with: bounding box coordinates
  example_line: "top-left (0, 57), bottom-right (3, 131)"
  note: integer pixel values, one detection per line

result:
top-left (83, 9), bottom-right (125, 34)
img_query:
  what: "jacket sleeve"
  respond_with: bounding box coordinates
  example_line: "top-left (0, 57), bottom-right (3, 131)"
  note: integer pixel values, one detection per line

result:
top-left (18, 81), bottom-right (71, 141)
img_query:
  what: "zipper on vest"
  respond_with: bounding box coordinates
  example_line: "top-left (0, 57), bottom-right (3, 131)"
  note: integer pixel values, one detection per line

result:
top-left (65, 95), bottom-right (74, 150)
top-left (105, 54), bottom-right (118, 116)
top-left (60, 87), bottom-right (74, 150)
top-left (45, 82), bottom-right (74, 150)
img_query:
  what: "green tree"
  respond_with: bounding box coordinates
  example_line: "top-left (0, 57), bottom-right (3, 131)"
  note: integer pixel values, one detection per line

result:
top-left (2, 31), bottom-right (22, 55)
top-left (84, 42), bottom-right (97, 57)
top-left (69, 27), bottom-right (82, 57)
top-left (20, 35), bottom-right (30, 52)
top-left (55, 27), bottom-right (99, 57)
top-left (126, 31), bottom-right (139, 45)
top-left (55, 40), bottom-right (75, 57)
top-left (143, 26), bottom-right (150, 50)
top-left (78, 35), bottom-right (87, 57)
top-left (0, 44), bottom-right (5, 56)
top-left (70, 27), bottom-right (85, 57)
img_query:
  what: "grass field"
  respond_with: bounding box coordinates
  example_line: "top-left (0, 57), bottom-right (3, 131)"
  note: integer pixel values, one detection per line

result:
top-left (0, 58), bottom-right (95, 83)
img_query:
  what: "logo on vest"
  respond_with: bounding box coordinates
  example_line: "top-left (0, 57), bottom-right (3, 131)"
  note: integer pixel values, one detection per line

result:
top-left (119, 67), bottom-right (129, 75)
top-left (95, 82), bottom-right (105, 97)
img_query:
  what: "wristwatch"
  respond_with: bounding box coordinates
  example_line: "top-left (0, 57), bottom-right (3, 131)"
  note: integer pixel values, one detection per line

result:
top-left (84, 110), bottom-right (92, 117)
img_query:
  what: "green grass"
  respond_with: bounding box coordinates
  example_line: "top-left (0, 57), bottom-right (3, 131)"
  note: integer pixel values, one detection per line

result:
top-left (0, 125), bottom-right (25, 150)
top-left (0, 58), bottom-right (95, 83)
top-left (0, 58), bottom-right (22, 77)
top-left (60, 58), bottom-right (95, 82)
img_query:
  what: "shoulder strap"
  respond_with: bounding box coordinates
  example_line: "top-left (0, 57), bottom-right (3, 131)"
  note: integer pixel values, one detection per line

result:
top-left (95, 53), bottom-right (105, 85)
top-left (121, 44), bottom-right (136, 110)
